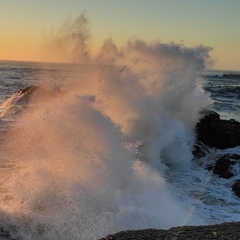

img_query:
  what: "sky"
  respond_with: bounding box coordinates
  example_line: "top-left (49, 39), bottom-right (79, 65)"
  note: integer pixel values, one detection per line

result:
top-left (0, 0), bottom-right (240, 70)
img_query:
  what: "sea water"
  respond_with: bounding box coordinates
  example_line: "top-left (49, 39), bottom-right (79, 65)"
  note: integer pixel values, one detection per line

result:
top-left (0, 44), bottom-right (240, 239)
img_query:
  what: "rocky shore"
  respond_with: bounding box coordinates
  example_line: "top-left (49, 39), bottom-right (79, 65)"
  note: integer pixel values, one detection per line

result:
top-left (195, 109), bottom-right (240, 149)
top-left (99, 110), bottom-right (240, 240)
top-left (194, 110), bottom-right (240, 197)
top-left (99, 222), bottom-right (240, 240)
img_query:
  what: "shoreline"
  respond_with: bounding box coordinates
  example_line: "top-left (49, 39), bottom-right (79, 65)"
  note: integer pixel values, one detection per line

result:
top-left (99, 221), bottom-right (240, 239)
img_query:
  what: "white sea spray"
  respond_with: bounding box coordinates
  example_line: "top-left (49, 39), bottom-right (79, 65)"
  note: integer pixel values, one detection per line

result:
top-left (0, 13), bottom-right (213, 240)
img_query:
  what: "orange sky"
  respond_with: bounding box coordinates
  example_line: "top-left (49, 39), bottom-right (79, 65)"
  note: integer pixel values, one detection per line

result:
top-left (1, 1), bottom-right (240, 70)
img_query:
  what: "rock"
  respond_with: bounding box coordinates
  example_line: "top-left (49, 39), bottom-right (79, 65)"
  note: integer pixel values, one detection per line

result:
top-left (15, 86), bottom-right (39, 105)
top-left (192, 141), bottom-right (211, 159)
top-left (1, 86), bottom-right (39, 110)
top-left (99, 222), bottom-right (240, 240)
top-left (10, 85), bottom-right (62, 107)
top-left (18, 85), bottom-right (38, 94)
top-left (232, 180), bottom-right (240, 197)
top-left (195, 110), bottom-right (240, 149)
top-left (213, 154), bottom-right (238, 179)
top-left (194, 111), bottom-right (240, 197)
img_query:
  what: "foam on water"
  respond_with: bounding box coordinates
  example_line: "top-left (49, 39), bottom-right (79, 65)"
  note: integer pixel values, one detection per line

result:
top-left (178, 146), bottom-right (240, 224)
top-left (0, 14), bottom-right (214, 239)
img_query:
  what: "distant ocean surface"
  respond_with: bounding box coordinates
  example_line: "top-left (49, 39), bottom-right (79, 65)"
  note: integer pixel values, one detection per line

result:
top-left (201, 70), bottom-right (240, 122)
top-left (1, 55), bottom-right (240, 240)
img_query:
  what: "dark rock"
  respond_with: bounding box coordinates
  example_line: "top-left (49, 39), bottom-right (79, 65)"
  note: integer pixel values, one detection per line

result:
top-left (199, 109), bottom-right (220, 124)
top-left (226, 154), bottom-right (240, 160)
top-left (192, 141), bottom-right (210, 158)
top-left (206, 164), bottom-right (214, 171)
top-left (195, 109), bottom-right (240, 149)
top-left (18, 85), bottom-right (38, 94)
top-left (213, 154), bottom-right (238, 178)
top-left (99, 222), bottom-right (240, 240)
top-left (15, 86), bottom-right (39, 106)
top-left (232, 180), bottom-right (240, 197)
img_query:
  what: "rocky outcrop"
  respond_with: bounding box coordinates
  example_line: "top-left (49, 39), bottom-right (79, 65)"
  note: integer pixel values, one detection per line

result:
top-left (194, 110), bottom-right (240, 198)
top-left (0, 86), bottom-right (62, 118)
top-left (212, 154), bottom-right (240, 179)
top-left (99, 222), bottom-right (240, 240)
top-left (195, 110), bottom-right (240, 149)
top-left (192, 142), bottom-right (210, 159)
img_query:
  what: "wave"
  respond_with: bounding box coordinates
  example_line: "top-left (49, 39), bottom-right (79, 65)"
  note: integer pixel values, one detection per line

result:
top-left (0, 14), bottom-right (212, 240)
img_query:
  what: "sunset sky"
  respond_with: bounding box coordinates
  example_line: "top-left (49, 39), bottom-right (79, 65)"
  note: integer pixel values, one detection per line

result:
top-left (1, 0), bottom-right (240, 70)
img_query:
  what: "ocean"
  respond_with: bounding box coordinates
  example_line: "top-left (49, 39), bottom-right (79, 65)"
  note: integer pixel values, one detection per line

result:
top-left (0, 45), bottom-right (240, 239)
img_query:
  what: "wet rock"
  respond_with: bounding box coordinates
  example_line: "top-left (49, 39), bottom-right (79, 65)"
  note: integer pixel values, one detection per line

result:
top-left (18, 85), bottom-right (38, 94)
top-left (15, 86), bottom-right (39, 105)
top-left (192, 141), bottom-right (211, 159)
top-left (232, 180), bottom-right (240, 197)
top-left (99, 222), bottom-right (240, 240)
top-left (194, 111), bottom-right (240, 198)
top-left (195, 110), bottom-right (240, 149)
top-left (213, 154), bottom-right (238, 179)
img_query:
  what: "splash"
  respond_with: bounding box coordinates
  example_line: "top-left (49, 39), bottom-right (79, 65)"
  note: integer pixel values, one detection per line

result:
top-left (0, 14), bottom-right (212, 240)
top-left (43, 11), bottom-right (91, 62)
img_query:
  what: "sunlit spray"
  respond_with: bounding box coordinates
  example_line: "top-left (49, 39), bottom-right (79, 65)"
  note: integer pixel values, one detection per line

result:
top-left (0, 13), bottom-right (212, 239)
